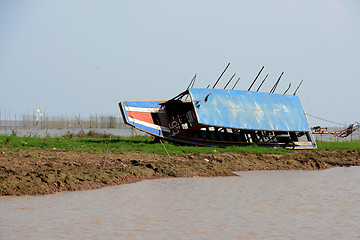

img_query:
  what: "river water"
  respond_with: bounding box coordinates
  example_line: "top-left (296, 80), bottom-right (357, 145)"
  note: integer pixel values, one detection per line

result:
top-left (1, 167), bottom-right (360, 239)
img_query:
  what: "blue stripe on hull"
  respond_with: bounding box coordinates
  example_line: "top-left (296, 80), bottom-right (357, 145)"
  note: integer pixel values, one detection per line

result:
top-left (132, 122), bottom-right (171, 138)
top-left (119, 101), bottom-right (170, 137)
top-left (123, 101), bottom-right (163, 108)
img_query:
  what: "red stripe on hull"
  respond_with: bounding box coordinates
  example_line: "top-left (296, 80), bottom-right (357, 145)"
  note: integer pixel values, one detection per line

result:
top-left (127, 111), bottom-right (154, 124)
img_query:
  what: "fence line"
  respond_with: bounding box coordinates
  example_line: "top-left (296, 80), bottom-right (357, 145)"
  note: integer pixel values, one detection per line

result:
top-left (0, 113), bottom-right (130, 131)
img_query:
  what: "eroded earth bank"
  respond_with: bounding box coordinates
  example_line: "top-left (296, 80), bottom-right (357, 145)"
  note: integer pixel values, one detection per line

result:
top-left (1, 147), bottom-right (359, 196)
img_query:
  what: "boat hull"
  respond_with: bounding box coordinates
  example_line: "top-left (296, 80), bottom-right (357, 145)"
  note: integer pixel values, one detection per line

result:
top-left (119, 100), bottom-right (316, 149)
top-left (119, 100), bottom-right (171, 137)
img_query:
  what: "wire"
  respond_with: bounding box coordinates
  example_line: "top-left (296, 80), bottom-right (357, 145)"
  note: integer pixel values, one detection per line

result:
top-left (306, 113), bottom-right (345, 126)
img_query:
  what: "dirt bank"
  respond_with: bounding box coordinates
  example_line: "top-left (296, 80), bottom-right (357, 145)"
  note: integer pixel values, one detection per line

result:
top-left (1, 147), bottom-right (359, 196)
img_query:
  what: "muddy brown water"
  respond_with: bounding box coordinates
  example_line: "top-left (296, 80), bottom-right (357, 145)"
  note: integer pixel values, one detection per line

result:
top-left (1, 167), bottom-right (360, 239)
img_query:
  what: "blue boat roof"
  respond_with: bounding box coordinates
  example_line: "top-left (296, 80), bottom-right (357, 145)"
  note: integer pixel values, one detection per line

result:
top-left (188, 88), bottom-right (310, 132)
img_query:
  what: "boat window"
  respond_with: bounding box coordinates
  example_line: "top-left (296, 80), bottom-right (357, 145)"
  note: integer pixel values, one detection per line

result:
top-left (151, 113), bottom-right (160, 125)
top-left (164, 100), bottom-right (193, 120)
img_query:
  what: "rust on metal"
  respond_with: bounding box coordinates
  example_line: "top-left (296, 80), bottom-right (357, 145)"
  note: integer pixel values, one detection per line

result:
top-left (311, 122), bottom-right (360, 138)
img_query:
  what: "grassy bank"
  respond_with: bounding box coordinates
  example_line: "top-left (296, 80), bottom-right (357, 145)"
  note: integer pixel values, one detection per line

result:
top-left (0, 134), bottom-right (291, 155)
top-left (1, 134), bottom-right (359, 196)
top-left (2, 134), bottom-right (360, 155)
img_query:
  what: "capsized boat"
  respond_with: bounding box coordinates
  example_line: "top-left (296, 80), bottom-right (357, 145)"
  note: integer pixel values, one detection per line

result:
top-left (119, 88), bottom-right (316, 149)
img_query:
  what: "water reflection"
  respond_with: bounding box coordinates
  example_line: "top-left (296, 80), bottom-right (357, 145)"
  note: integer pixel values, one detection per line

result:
top-left (1, 167), bottom-right (360, 239)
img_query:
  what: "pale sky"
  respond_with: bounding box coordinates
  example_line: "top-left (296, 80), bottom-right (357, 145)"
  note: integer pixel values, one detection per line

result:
top-left (1, 0), bottom-right (359, 126)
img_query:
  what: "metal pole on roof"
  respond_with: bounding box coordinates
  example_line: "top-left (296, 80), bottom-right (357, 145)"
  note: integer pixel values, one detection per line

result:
top-left (187, 74), bottom-right (196, 89)
top-left (270, 72), bottom-right (284, 93)
top-left (256, 74), bottom-right (268, 92)
top-left (185, 74), bottom-right (196, 100)
top-left (224, 73), bottom-right (236, 89)
top-left (293, 80), bottom-right (303, 96)
top-left (248, 66), bottom-right (264, 91)
top-left (191, 78), bottom-right (196, 88)
top-left (212, 63), bottom-right (230, 89)
top-left (231, 77), bottom-right (241, 90)
top-left (283, 83), bottom-right (291, 94)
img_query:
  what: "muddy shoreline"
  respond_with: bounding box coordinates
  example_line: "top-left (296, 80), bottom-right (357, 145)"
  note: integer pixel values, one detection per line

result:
top-left (1, 147), bottom-right (359, 196)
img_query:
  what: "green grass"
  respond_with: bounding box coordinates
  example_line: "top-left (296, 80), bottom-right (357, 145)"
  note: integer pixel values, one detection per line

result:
top-left (316, 141), bottom-right (360, 152)
top-left (0, 135), bottom-right (289, 155)
top-left (1, 135), bottom-right (359, 155)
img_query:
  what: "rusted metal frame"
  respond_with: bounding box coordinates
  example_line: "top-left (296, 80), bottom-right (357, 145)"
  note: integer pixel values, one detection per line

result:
top-left (312, 122), bottom-right (359, 138)
top-left (337, 123), bottom-right (360, 138)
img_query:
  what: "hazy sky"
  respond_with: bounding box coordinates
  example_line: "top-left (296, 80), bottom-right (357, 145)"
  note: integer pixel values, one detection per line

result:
top-left (1, 0), bottom-right (359, 126)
